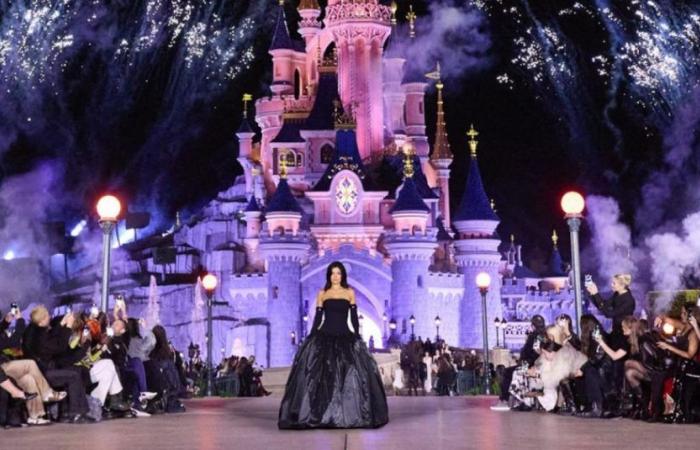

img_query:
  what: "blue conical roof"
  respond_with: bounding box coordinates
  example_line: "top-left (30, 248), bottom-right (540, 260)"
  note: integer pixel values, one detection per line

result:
top-left (548, 246), bottom-right (566, 276)
top-left (312, 129), bottom-right (375, 191)
top-left (267, 178), bottom-right (303, 213)
top-left (513, 263), bottom-right (539, 278)
top-left (270, 5), bottom-right (294, 51)
top-left (454, 155), bottom-right (499, 222)
top-left (244, 196), bottom-right (261, 212)
top-left (237, 118), bottom-right (254, 134)
top-left (390, 177), bottom-right (430, 213)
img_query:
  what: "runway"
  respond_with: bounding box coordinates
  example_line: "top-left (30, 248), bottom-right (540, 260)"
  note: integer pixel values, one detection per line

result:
top-left (2, 395), bottom-right (699, 450)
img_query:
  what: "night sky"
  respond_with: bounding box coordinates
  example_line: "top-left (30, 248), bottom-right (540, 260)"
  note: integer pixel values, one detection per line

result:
top-left (1, 0), bottom-right (699, 278)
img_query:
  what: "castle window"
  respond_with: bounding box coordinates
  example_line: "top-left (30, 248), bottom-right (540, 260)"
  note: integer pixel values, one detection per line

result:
top-left (401, 319), bottom-right (407, 334)
top-left (294, 69), bottom-right (301, 100)
top-left (417, 275), bottom-right (423, 288)
top-left (320, 144), bottom-right (334, 164)
top-left (419, 101), bottom-right (424, 115)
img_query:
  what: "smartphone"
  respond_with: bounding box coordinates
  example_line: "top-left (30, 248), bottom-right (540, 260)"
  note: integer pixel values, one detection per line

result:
top-left (584, 274), bottom-right (593, 285)
top-left (90, 306), bottom-right (99, 317)
top-left (82, 328), bottom-right (90, 338)
top-left (10, 302), bottom-right (18, 316)
top-left (106, 327), bottom-right (114, 337)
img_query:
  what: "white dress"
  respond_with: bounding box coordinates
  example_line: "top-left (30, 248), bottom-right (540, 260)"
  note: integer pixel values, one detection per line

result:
top-left (393, 366), bottom-right (404, 391)
top-left (423, 355), bottom-right (433, 393)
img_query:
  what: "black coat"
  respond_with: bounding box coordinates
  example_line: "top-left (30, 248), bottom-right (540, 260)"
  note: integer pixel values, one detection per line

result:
top-left (520, 332), bottom-right (543, 366)
top-left (590, 290), bottom-right (636, 338)
top-left (22, 323), bottom-right (73, 371)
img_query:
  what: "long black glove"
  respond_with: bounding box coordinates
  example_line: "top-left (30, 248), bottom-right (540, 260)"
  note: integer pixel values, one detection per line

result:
top-left (350, 304), bottom-right (361, 338)
top-left (309, 307), bottom-right (323, 337)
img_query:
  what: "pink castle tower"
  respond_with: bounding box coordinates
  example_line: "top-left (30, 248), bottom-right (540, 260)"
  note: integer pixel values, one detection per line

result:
top-left (324, 0), bottom-right (392, 159)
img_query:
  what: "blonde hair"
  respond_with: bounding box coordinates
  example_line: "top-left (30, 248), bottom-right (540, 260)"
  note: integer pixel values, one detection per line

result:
top-left (546, 325), bottom-right (565, 345)
top-left (613, 273), bottom-right (632, 288)
top-left (30, 306), bottom-right (49, 325)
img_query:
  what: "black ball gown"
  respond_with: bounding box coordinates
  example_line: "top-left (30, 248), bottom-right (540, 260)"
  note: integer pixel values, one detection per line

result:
top-left (278, 299), bottom-right (389, 429)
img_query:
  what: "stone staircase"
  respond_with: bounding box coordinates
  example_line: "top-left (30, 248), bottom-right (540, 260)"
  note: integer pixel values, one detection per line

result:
top-left (263, 350), bottom-right (401, 395)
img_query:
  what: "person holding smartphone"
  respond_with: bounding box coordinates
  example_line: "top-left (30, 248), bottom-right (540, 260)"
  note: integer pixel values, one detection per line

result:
top-left (585, 274), bottom-right (636, 342)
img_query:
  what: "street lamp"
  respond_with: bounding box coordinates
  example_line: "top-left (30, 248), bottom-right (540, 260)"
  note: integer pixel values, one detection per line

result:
top-left (358, 314), bottom-right (364, 338)
top-left (494, 318), bottom-right (502, 347)
top-left (500, 318), bottom-right (508, 348)
top-left (302, 313), bottom-right (308, 340)
top-left (382, 312), bottom-right (388, 345)
top-left (476, 272), bottom-right (492, 395)
top-left (290, 330), bottom-right (297, 345)
top-left (434, 315), bottom-right (441, 341)
top-left (96, 195), bottom-right (121, 314)
top-left (409, 315), bottom-right (416, 341)
top-left (561, 191), bottom-right (585, 334)
top-left (202, 273), bottom-right (218, 397)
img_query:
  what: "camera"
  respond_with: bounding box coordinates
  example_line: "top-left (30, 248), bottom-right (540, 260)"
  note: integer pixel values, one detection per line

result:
top-left (82, 328), bottom-right (90, 338)
top-left (9, 302), bottom-right (18, 316)
top-left (592, 325), bottom-right (602, 340)
top-left (90, 305), bottom-right (99, 317)
top-left (106, 327), bottom-right (114, 337)
top-left (584, 274), bottom-right (593, 285)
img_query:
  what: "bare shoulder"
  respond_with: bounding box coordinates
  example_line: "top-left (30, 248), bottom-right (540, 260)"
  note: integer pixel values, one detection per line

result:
top-left (347, 288), bottom-right (356, 304)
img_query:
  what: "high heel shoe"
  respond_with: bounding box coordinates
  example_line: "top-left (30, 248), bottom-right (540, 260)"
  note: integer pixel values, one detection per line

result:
top-left (12, 392), bottom-right (37, 402)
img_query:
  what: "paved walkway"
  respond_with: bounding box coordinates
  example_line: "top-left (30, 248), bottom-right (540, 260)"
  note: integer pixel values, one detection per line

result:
top-left (2, 396), bottom-right (699, 450)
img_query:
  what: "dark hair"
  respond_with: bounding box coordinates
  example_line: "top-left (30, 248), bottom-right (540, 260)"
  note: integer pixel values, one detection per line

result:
top-left (150, 325), bottom-right (173, 361)
top-left (556, 314), bottom-right (575, 336)
top-left (126, 318), bottom-right (141, 339)
top-left (580, 314), bottom-right (602, 358)
top-left (530, 315), bottom-right (546, 334)
top-left (324, 261), bottom-right (349, 291)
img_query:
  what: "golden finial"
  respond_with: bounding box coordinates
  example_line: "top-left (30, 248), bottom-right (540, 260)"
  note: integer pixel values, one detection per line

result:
top-left (467, 124), bottom-right (479, 157)
top-left (490, 198), bottom-right (496, 212)
top-left (510, 234), bottom-right (515, 244)
top-left (242, 93), bottom-right (252, 118)
top-left (552, 230), bottom-right (559, 248)
top-left (279, 155), bottom-right (288, 179)
top-left (391, 1), bottom-right (398, 26)
top-left (402, 143), bottom-right (415, 178)
top-left (406, 4), bottom-right (417, 39)
top-left (175, 211), bottom-right (181, 228)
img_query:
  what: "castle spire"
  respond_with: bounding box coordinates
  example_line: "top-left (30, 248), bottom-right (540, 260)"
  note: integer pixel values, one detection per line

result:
top-left (427, 63), bottom-right (452, 161)
top-left (391, 1), bottom-right (398, 27)
top-left (453, 125), bottom-right (498, 222)
top-left (548, 229), bottom-right (565, 276)
top-left (270, 1), bottom-right (294, 51)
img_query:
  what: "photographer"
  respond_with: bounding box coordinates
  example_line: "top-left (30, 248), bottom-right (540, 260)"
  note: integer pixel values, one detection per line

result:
top-left (577, 314), bottom-right (615, 418)
top-left (651, 306), bottom-right (699, 422)
top-left (593, 316), bottom-right (656, 419)
top-left (23, 306), bottom-right (91, 423)
top-left (586, 274), bottom-right (636, 342)
top-left (0, 305), bottom-right (65, 425)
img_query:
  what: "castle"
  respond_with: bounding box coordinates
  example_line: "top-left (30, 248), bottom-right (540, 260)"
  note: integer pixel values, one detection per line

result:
top-left (57, 1), bottom-right (580, 367)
